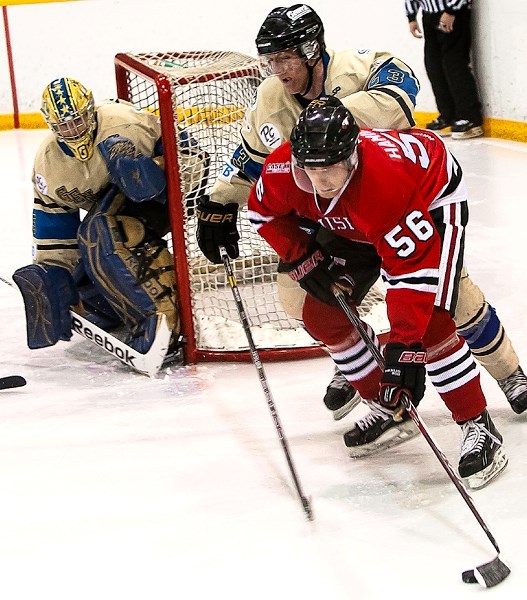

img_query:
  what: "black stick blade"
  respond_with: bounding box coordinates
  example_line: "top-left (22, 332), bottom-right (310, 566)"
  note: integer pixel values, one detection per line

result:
top-left (0, 376), bottom-right (27, 390)
top-left (462, 569), bottom-right (478, 584)
top-left (462, 556), bottom-right (511, 587)
top-left (302, 496), bottom-right (314, 521)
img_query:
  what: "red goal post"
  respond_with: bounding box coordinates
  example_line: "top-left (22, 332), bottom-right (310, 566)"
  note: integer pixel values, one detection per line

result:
top-left (114, 50), bottom-right (387, 364)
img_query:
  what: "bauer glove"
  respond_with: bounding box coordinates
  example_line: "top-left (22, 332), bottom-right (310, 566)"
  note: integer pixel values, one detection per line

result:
top-left (282, 243), bottom-right (354, 305)
top-left (196, 196), bottom-right (240, 264)
top-left (379, 343), bottom-right (427, 409)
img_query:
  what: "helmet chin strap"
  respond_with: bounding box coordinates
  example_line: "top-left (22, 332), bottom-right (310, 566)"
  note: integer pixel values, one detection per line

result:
top-left (299, 57), bottom-right (321, 97)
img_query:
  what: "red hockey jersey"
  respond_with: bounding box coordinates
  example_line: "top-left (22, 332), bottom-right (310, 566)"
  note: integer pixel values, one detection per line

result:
top-left (247, 128), bottom-right (466, 344)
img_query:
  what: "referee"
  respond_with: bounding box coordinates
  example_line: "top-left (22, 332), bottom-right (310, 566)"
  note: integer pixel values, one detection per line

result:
top-left (405, 0), bottom-right (483, 139)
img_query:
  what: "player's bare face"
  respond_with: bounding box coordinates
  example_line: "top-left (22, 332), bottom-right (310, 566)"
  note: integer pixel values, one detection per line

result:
top-left (258, 50), bottom-right (308, 94)
top-left (304, 162), bottom-right (351, 198)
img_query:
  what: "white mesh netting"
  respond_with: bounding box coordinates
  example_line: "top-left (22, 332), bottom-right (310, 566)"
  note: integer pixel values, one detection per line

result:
top-left (115, 50), bottom-right (387, 358)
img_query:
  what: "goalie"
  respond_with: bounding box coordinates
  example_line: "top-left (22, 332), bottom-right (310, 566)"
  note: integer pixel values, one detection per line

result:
top-left (13, 77), bottom-right (207, 361)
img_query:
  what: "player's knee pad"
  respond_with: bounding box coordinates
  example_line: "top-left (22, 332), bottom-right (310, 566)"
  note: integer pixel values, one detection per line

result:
top-left (458, 302), bottom-right (500, 350)
top-left (277, 272), bottom-right (306, 321)
top-left (453, 271), bottom-right (485, 331)
top-left (12, 263), bottom-right (79, 349)
top-left (77, 194), bottom-right (179, 351)
top-left (456, 300), bottom-right (519, 380)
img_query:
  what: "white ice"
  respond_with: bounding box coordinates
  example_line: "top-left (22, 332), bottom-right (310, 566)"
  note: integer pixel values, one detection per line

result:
top-left (1, 129), bottom-right (526, 599)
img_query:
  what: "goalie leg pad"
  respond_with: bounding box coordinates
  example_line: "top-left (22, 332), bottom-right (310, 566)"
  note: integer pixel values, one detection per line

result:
top-left (125, 312), bottom-right (167, 354)
top-left (77, 195), bottom-right (179, 352)
top-left (72, 261), bottom-right (122, 330)
top-left (12, 264), bottom-right (79, 349)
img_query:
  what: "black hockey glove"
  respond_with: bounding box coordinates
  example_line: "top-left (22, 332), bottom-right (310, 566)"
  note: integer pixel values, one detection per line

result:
top-left (282, 243), bottom-right (354, 305)
top-left (379, 343), bottom-right (427, 410)
top-left (196, 196), bottom-right (240, 264)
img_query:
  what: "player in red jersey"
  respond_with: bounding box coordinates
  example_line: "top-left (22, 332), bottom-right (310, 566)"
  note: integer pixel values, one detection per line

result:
top-left (247, 96), bottom-right (508, 489)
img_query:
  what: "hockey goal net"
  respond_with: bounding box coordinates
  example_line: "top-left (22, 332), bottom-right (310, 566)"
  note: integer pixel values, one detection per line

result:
top-left (114, 50), bottom-right (387, 364)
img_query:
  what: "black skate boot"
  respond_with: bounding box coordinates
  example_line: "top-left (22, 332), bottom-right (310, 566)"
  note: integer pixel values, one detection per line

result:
top-left (343, 405), bottom-right (419, 457)
top-left (458, 410), bottom-right (508, 489)
top-left (323, 368), bottom-right (361, 420)
top-left (451, 119), bottom-right (483, 139)
top-left (426, 117), bottom-right (451, 137)
top-left (497, 366), bottom-right (527, 414)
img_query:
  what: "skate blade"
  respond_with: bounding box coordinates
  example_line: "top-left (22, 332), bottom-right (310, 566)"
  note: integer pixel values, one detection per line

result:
top-left (462, 448), bottom-right (508, 490)
top-left (348, 420), bottom-right (419, 458)
top-left (437, 128), bottom-right (452, 137)
top-left (333, 392), bottom-right (361, 421)
top-left (509, 395), bottom-right (527, 414)
top-left (452, 126), bottom-right (483, 140)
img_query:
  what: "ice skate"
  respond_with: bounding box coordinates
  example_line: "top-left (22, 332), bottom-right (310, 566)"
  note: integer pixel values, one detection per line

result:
top-left (498, 366), bottom-right (527, 414)
top-left (426, 117), bottom-right (451, 137)
top-left (451, 119), bottom-right (483, 139)
top-left (458, 410), bottom-right (508, 490)
top-left (343, 405), bottom-right (419, 457)
top-left (323, 368), bottom-right (361, 420)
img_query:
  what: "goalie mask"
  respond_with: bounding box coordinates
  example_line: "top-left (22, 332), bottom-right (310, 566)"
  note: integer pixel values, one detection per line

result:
top-left (290, 96), bottom-right (360, 198)
top-left (256, 4), bottom-right (324, 78)
top-left (41, 77), bottom-right (96, 161)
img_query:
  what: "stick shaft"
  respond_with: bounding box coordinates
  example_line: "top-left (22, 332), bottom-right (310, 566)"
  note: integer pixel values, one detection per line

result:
top-left (220, 247), bottom-right (312, 520)
top-left (333, 287), bottom-right (500, 553)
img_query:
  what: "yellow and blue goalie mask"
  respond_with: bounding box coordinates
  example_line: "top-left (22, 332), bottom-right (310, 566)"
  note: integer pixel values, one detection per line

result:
top-left (41, 77), bottom-right (96, 161)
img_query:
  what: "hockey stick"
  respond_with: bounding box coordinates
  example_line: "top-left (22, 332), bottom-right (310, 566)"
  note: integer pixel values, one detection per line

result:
top-left (219, 246), bottom-right (313, 521)
top-left (333, 286), bottom-right (510, 588)
top-left (69, 311), bottom-right (171, 377)
top-left (0, 375), bottom-right (27, 390)
top-left (1, 274), bottom-right (170, 377)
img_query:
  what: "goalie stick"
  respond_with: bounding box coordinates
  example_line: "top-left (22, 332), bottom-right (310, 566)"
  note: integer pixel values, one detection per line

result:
top-left (333, 286), bottom-right (511, 589)
top-left (220, 246), bottom-right (313, 521)
top-left (0, 375), bottom-right (27, 390)
top-left (70, 311), bottom-right (171, 377)
top-left (1, 274), bottom-right (171, 377)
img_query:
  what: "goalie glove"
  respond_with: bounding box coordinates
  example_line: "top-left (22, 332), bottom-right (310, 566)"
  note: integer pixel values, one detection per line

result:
top-left (379, 343), bottom-right (427, 409)
top-left (282, 243), bottom-right (355, 305)
top-left (98, 135), bottom-right (166, 203)
top-left (196, 196), bottom-right (240, 264)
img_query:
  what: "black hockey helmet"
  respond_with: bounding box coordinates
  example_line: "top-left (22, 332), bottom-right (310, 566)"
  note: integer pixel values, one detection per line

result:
top-left (255, 4), bottom-right (325, 60)
top-left (291, 96), bottom-right (360, 168)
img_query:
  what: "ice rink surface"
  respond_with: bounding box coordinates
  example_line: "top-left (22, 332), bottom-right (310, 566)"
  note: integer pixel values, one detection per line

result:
top-left (1, 129), bottom-right (526, 599)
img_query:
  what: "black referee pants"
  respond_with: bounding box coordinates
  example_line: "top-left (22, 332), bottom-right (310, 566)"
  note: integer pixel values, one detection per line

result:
top-left (422, 7), bottom-right (482, 125)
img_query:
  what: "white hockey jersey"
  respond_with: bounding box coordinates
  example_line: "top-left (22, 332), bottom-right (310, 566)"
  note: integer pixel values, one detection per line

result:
top-left (210, 48), bottom-right (420, 207)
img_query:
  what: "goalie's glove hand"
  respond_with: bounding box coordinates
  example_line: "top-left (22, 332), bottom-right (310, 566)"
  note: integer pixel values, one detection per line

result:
top-left (282, 243), bottom-right (354, 305)
top-left (196, 196), bottom-right (240, 264)
top-left (379, 343), bottom-right (427, 410)
top-left (98, 135), bottom-right (166, 203)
